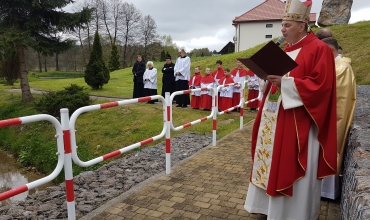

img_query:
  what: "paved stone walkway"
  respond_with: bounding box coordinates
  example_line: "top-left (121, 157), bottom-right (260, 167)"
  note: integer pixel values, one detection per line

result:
top-left (83, 121), bottom-right (340, 220)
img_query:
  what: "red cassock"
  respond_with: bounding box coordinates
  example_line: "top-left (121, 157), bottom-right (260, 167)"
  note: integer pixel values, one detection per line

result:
top-left (218, 75), bottom-right (235, 111)
top-left (231, 67), bottom-right (248, 106)
top-left (250, 32), bottom-right (337, 196)
top-left (199, 74), bottom-right (214, 110)
top-left (188, 73), bottom-right (202, 109)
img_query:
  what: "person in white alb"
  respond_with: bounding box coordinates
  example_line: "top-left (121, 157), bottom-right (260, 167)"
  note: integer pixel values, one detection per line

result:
top-left (143, 61), bottom-right (158, 104)
top-left (174, 48), bottom-right (191, 108)
top-left (246, 71), bottom-right (260, 112)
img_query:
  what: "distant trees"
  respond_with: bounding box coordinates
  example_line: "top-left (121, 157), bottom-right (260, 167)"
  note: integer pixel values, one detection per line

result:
top-left (0, 0), bottom-right (93, 102)
top-left (84, 31), bottom-right (110, 89)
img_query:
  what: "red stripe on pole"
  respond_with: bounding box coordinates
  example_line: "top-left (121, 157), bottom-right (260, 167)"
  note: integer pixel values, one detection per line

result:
top-left (100, 102), bottom-right (119, 109)
top-left (183, 90), bottom-right (191, 94)
top-left (167, 106), bottom-right (171, 121)
top-left (240, 107), bottom-right (244, 116)
top-left (103, 150), bottom-right (121, 160)
top-left (183, 123), bottom-right (192, 128)
top-left (200, 117), bottom-right (208, 122)
top-left (201, 87), bottom-right (208, 91)
top-left (140, 138), bottom-right (154, 145)
top-left (138, 97), bottom-right (152, 102)
top-left (213, 120), bottom-right (217, 130)
top-left (0, 185), bottom-right (28, 201)
top-left (166, 139), bottom-right (170, 153)
top-left (63, 130), bottom-right (71, 154)
top-left (0, 118), bottom-right (22, 128)
top-left (65, 179), bottom-right (74, 202)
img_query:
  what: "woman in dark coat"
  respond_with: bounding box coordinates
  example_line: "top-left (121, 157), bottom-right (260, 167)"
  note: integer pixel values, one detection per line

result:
top-left (161, 55), bottom-right (176, 97)
top-left (132, 55), bottom-right (146, 98)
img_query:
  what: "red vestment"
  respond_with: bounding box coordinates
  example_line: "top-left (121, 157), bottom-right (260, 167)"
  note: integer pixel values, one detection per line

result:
top-left (200, 74), bottom-right (215, 110)
top-left (230, 67), bottom-right (248, 77)
top-left (189, 73), bottom-right (202, 108)
top-left (218, 75), bottom-right (235, 111)
top-left (212, 68), bottom-right (225, 80)
top-left (250, 32), bottom-right (337, 196)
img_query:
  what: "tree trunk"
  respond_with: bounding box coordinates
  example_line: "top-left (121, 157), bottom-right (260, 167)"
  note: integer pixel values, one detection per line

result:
top-left (44, 56), bottom-right (48, 72)
top-left (55, 53), bottom-right (59, 71)
top-left (17, 45), bottom-right (34, 102)
top-left (37, 51), bottom-right (42, 73)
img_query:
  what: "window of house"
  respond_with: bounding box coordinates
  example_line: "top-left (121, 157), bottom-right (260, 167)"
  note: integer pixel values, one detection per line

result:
top-left (266, 24), bottom-right (273, 28)
top-left (265, 35), bottom-right (272, 39)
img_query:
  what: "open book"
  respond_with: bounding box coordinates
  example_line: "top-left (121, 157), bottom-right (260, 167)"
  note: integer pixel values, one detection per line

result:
top-left (238, 41), bottom-right (298, 80)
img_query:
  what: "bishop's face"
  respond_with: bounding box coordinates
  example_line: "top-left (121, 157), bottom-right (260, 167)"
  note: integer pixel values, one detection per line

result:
top-left (281, 20), bottom-right (306, 44)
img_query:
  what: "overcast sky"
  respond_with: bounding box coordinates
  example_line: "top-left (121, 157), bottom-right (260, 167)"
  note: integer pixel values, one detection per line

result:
top-left (67, 0), bottom-right (370, 52)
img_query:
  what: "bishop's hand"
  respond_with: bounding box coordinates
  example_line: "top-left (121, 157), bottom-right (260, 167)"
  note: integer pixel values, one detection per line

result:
top-left (266, 75), bottom-right (282, 88)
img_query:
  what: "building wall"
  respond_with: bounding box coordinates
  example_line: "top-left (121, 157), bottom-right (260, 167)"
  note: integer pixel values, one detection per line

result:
top-left (234, 21), bottom-right (283, 52)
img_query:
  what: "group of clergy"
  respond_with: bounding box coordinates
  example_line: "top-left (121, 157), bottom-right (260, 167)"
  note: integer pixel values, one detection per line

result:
top-left (133, 50), bottom-right (261, 111)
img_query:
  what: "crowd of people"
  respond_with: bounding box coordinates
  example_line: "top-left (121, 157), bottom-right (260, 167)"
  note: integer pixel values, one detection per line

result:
top-left (132, 49), bottom-right (261, 111)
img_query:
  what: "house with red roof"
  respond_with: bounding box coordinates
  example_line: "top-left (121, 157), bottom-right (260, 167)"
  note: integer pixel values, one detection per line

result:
top-left (232, 0), bottom-right (316, 52)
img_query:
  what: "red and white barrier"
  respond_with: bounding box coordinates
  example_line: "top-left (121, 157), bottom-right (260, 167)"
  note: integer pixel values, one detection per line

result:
top-left (0, 114), bottom-right (64, 203)
top-left (61, 109), bottom-right (76, 220)
top-left (69, 95), bottom-right (167, 168)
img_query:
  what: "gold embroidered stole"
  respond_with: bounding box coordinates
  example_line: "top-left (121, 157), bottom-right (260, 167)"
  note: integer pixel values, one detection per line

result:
top-left (250, 48), bottom-right (302, 190)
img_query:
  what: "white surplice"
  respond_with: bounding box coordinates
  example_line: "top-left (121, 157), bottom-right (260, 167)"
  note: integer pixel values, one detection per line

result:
top-left (143, 68), bottom-right (157, 89)
top-left (219, 78), bottom-right (234, 98)
top-left (232, 70), bottom-right (246, 93)
top-left (200, 82), bottom-right (214, 96)
top-left (174, 56), bottom-right (191, 81)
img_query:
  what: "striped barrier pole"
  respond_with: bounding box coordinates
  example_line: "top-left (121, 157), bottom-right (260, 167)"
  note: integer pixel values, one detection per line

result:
top-left (70, 95), bottom-right (167, 168)
top-left (61, 109), bottom-right (76, 220)
top-left (0, 115), bottom-right (64, 202)
top-left (169, 87), bottom-right (214, 131)
top-left (165, 92), bottom-right (171, 175)
top-left (240, 82), bottom-right (245, 129)
top-left (212, 84), bottom-right (217, 146)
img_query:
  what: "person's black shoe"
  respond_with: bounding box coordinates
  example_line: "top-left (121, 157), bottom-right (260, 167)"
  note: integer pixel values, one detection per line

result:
top-left (182, 105), bottom-right (187, 108)
top-left (232, 109), bottom-right (237, 112)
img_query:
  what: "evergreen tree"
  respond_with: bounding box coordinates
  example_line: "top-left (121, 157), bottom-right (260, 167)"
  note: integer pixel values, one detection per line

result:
top-left (84, 31), bottom-right (110, 90)
top-left (108, 43), bottom-right (120, 71)
top-left (0, 0), bottom-right (93, 102)
top-left (160, 50), bottom-right (166, 61)
top-left (0, 42), bottom-right (19, 85)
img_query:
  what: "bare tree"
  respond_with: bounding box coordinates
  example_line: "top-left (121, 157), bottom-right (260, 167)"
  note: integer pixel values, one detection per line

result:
top-left (120, 3), bottom-right (141, 68)
top-left (139, 15), bottom-right (159, 61)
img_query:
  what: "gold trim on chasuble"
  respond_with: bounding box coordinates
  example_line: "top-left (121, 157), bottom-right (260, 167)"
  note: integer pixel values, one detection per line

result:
top-left (251, 48), bottom-right (302, 191)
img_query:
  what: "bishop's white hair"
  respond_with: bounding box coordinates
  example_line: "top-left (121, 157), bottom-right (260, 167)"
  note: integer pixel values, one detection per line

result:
top-left (147, 61), bottom-right (154, 66)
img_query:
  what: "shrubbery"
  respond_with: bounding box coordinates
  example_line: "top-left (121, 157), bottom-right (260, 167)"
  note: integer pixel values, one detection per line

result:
top-left (35, 84), bottom-right (92, 117)
top-left (84, 30), bottom-right (110, 89)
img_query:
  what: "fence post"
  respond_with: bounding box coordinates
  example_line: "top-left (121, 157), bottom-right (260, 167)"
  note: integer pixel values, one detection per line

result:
top-left (165, 92), bottom-right (171, 175)
top-left (212, 85), bottom-right (217, 146)
top-left (240, 83), bottom-right (245, 130)
top-left (61, 108), bottom-right (76, 220)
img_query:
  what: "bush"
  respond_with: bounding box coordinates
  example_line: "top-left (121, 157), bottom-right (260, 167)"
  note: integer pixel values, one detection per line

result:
top-left (35, 84), bottom-right (92, 117)
top-left (84, 30), bottom-right (110, 89)
top-left (108, 43), bottom-right (120, 72)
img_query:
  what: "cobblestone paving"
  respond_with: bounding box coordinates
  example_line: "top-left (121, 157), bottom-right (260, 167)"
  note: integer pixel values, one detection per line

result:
top-left (89, 122), bottom-right (340, 220)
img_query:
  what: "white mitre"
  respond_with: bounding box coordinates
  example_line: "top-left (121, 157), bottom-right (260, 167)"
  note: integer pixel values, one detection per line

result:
top-left (283, 0), bottom-right (312, 23)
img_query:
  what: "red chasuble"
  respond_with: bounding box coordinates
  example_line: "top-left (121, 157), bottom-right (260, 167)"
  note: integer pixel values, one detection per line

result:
top-left (219, 75), bottom-right (235, 85)
top-left (188, 72), bottom-right (202, 86)
top-left (250, 32), bottom-right (337, 196)
top-left (212, 68), bottom-right (225, 79)
top-left (231, 67), bottom-right (248, 77)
